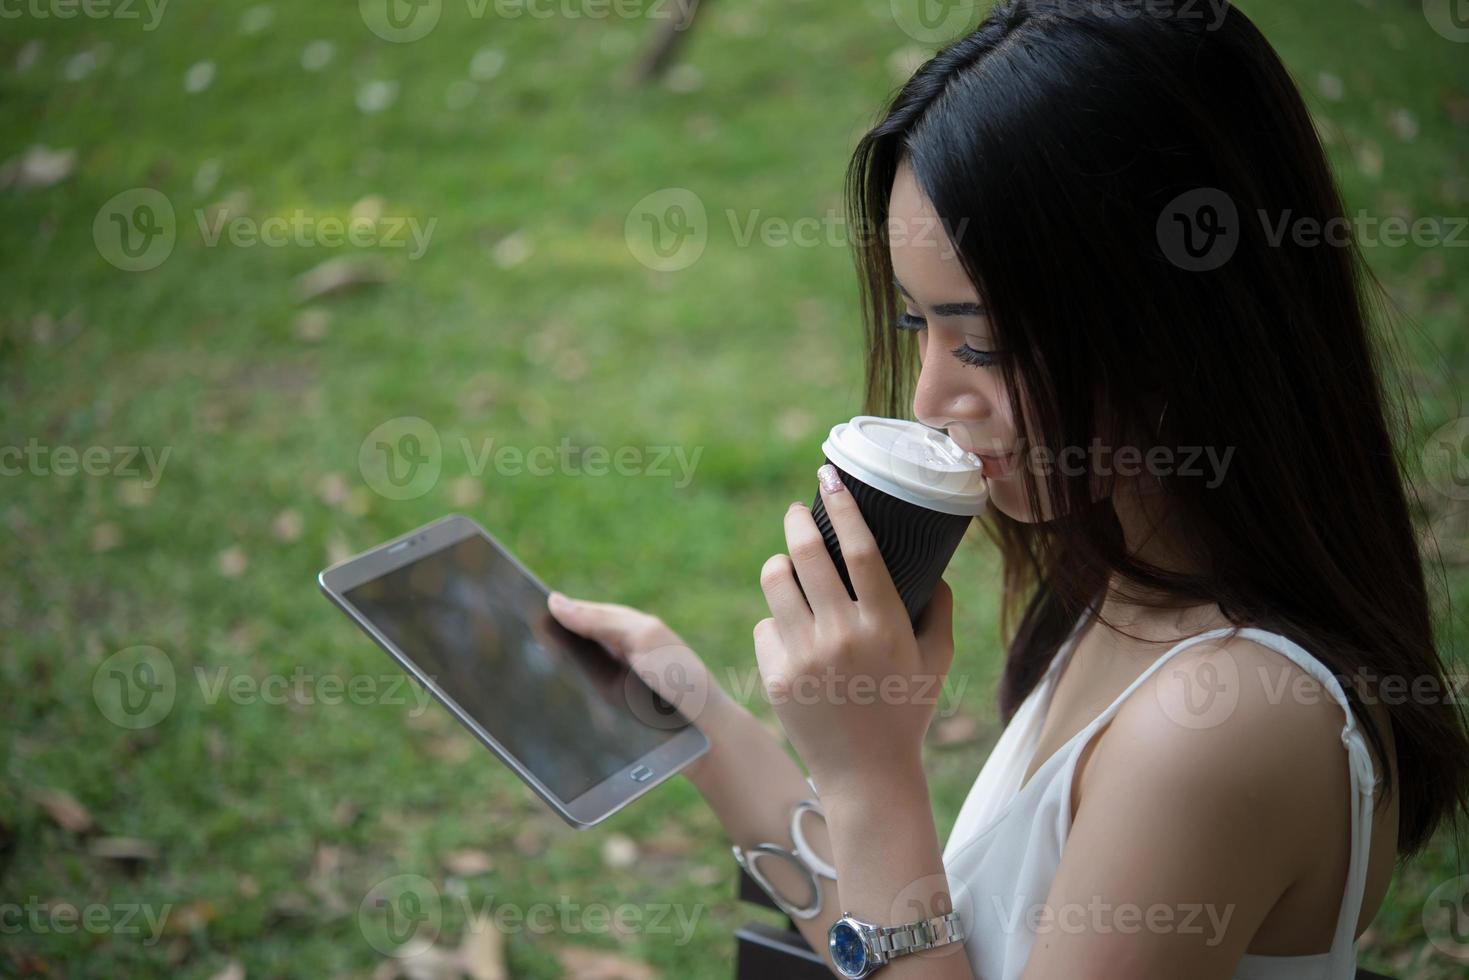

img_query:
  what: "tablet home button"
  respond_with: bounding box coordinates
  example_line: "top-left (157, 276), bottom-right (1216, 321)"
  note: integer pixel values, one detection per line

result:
top-left (629, 765), bottom-right (653, 782)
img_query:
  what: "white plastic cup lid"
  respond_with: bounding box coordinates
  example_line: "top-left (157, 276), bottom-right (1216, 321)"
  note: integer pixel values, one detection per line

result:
top-left (821, 416), bottom-right (988, 516)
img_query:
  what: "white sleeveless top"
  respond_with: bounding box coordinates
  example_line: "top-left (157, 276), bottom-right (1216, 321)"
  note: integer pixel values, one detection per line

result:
top-left (941, 608), bottom-right (1381, 980)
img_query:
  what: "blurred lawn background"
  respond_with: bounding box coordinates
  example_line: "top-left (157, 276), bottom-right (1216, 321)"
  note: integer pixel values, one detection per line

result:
top-left (1, 0), bottom-right (1466, 977)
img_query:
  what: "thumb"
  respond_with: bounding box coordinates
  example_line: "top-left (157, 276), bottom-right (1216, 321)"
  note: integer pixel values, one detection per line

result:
top-left (547, 592), bottom-right (652, 658)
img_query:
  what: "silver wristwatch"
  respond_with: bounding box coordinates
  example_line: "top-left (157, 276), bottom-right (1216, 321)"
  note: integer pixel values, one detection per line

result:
top-left (827, 908), bottom-right (967, 977)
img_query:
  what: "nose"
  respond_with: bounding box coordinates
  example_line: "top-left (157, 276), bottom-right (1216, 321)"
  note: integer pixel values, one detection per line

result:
top-left (911, 336), bottom-right (993, 433)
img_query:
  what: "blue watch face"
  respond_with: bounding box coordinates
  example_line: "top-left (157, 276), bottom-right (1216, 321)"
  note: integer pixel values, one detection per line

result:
top-left (829, 921), bottom-right (867, 975)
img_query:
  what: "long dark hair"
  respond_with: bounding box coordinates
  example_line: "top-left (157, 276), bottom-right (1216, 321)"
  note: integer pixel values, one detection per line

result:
top-left (846, 0), bottom-right (1467, 859)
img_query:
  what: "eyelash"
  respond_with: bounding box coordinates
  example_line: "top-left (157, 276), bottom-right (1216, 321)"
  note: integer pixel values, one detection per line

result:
top-left (895, 312), bottom-right (1001, 368)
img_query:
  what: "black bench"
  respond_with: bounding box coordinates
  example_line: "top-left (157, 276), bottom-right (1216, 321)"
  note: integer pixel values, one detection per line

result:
top-left (733, 867), bottom-right (1396, 979)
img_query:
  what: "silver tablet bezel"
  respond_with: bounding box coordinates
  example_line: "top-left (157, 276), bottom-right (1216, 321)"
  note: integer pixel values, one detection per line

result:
top-left (318, 514), bottom-right (709, 829)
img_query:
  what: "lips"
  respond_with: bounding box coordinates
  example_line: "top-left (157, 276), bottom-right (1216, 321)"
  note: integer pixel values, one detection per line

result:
top-left (974, 450), bottom-right (1017, 477)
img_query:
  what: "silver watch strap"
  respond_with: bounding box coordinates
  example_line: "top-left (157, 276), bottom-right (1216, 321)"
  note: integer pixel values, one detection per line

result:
top-left (872, 910), bottom-right (966, 960)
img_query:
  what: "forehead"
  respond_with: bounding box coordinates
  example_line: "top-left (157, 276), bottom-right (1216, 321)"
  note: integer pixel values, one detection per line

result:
top-left (887, 160), bottom-right (977, 301)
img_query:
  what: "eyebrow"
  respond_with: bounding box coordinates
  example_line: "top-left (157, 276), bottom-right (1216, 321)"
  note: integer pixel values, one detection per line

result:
top-left (894, 278), bottom-right (987, 318)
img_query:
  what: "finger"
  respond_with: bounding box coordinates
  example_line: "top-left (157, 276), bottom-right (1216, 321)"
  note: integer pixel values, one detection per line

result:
top-left (752, 616), bottom-right (792, 707)
top-left (914, 578), bottom-right (956, 672)
top-left (782, 501), bottom-right (852, 621)
top-left (759, 553), bottom-right (814, 650)
top-left (813, 465), bottom-right (904, 614)
top-left (546, 592), bottom-right (665, 658)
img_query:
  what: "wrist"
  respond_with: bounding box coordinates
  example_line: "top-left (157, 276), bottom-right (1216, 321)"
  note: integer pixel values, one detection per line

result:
top-left (681, 694), bottom-right (757, 793)
top-left (813, 751), bottom-right (928, 812)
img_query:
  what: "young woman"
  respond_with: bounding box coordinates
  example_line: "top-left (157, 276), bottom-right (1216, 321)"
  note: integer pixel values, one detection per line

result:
top-left (548, 2), bottom-right (1469, 977)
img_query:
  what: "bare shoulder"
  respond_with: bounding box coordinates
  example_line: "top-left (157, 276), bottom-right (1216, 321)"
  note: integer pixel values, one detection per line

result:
top-left (1077, 633), bottom-right (1356, 876)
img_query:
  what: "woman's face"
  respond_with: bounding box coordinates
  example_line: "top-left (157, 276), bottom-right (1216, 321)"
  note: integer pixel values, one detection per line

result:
top-left (887, 159), bottom-right (1049, 523)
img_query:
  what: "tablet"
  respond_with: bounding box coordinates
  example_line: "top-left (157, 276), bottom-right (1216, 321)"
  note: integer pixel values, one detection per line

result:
top-left (318, 514), bottom-right (709, 829)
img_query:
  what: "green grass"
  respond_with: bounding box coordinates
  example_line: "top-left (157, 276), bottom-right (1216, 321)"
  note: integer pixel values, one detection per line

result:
top-left (1, 1), bottom-right (1466, 977)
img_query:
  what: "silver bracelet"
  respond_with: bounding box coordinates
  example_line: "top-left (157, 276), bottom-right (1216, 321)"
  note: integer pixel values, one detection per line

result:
top-left (731, 778), bottom-right (837, 920)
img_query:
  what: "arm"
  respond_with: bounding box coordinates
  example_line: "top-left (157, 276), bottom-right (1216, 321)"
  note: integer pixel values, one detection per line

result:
top-left (745, 467), bottom-right (976, 978)
top-left (682, 696), bottom-right (847, 964)
top-left (1016, 638), bottom-right (1341, 979)
top-left (686, 694), bottom-right (963, 978)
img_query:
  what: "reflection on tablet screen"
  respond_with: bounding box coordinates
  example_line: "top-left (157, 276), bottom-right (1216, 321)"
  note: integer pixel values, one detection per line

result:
top-left (345, 534), bottom-right (683, 800)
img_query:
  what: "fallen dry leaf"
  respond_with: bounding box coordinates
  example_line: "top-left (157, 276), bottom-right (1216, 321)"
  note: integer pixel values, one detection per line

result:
top-left (316, 472), bottom-right (350, 506)
top-left (217, 546), bottom-right (248, 578)
top-left (296, 257), bottom-right (393, 302)
top-left (117, 480), bottom-right (155, 508)
top-left (88, 836), bottom-right (160, 863)
top-left (443, 849), bottom-right (494, 877)
top-left (294, 308), bottom-right (331, 342)
top-left (33, 787), bottom-right (93, 834)
top-left (449, 476), bottom-right (483, 508)
top-left (0, 145), bottom-right (76, 190)
top-left (601, 833), bottom-right (639, 870)
top-left (352, 195), bottom-right (385, 224)
top-left (512, 825), bottom-right (545, 857)
top-left (458, 916), bottom-right (508, 980)
top-left (164, 899), bottom-right (217, 935)
top-left (326, 535), bottom-right (354, 565)
top-left (556, 945), bottom-right (659, 980)
top-left (209, 959), bottom-right (245, 980)
top-left (307, 843), bottom-right (349, 918)
top-left (91, 522), bottom-right (122, 553)
top-left (272, 509), bottom-right (304, 542)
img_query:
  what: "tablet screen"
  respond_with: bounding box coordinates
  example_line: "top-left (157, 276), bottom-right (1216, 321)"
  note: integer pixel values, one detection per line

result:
top-left (344, 533), bottom-right (686, 801)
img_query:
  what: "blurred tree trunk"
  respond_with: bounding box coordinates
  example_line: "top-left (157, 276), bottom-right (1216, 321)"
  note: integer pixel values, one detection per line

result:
top-left (628, 0), bottom-right (706, 85)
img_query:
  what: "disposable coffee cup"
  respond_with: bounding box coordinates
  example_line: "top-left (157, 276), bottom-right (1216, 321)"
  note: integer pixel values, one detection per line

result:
top-left (806, 416), bottom-right (988, 626)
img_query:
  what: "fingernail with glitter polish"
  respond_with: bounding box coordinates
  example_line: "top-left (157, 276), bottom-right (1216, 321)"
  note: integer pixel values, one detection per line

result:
top-left (818, 464), bottom-right (845, 494)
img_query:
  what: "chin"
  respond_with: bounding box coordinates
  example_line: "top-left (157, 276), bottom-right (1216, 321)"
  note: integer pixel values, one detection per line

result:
top-left (986, 478), bottom-right (1036, 523)
top-left (985, 474), bottom-right (1057, 524)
